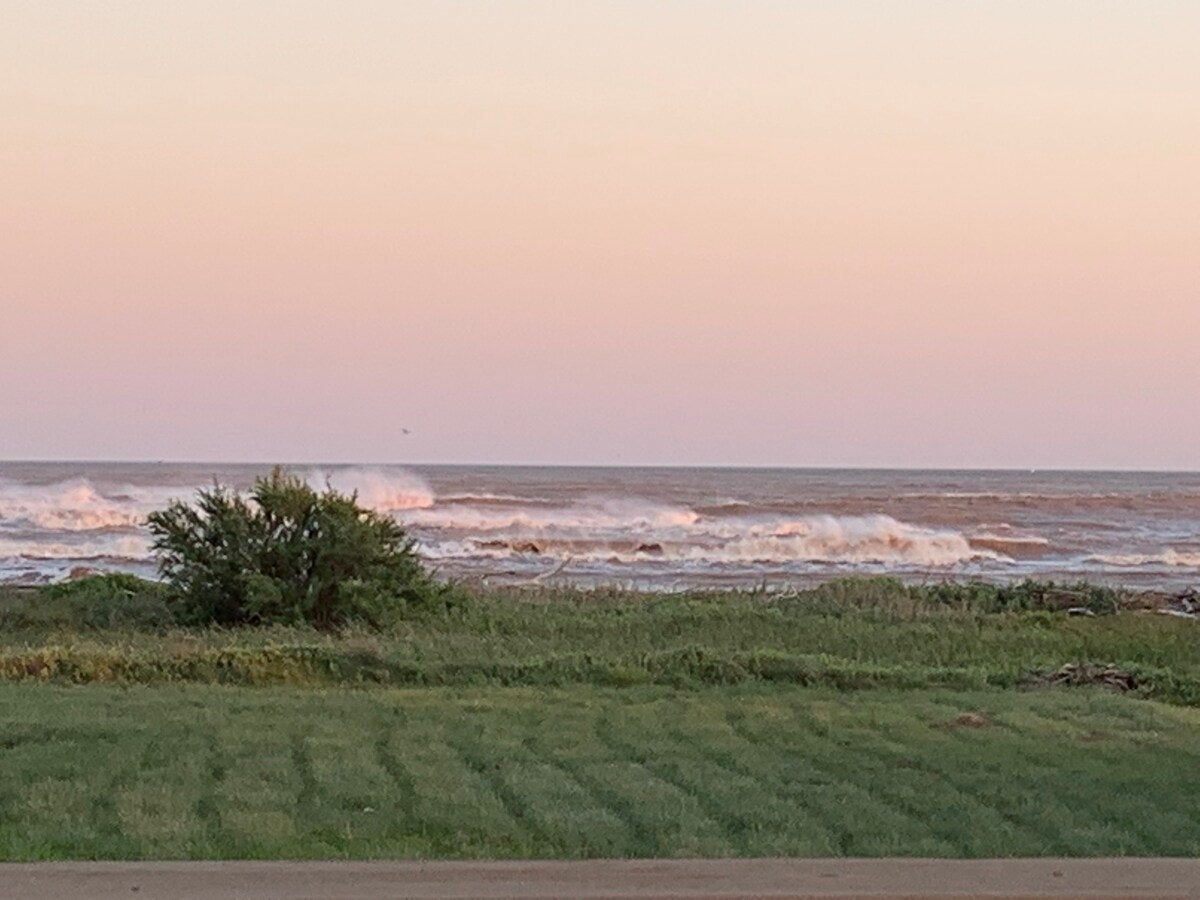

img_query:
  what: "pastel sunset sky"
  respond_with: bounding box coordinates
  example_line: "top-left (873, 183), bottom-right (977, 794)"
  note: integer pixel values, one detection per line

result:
top-left (3, 1), bottom-right (1197, 467)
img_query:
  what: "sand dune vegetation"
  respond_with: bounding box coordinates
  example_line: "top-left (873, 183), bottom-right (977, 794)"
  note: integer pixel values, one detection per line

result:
top-left (0, 575), bottom-right (1196, 701)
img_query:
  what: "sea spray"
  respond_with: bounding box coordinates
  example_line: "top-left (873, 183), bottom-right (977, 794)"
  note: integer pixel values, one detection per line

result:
top-left (304, 467), bottom-right (435, 511)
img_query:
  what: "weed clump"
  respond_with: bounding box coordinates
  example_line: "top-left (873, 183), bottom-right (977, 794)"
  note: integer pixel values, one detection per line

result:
top-left (0, 574), bottom-right (174, 632)
top-left (148, 468), bottom-right (448, 629)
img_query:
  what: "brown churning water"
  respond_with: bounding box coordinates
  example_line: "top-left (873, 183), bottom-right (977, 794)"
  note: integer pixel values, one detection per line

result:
top-left (1, 463), bottom-right (1198, 591)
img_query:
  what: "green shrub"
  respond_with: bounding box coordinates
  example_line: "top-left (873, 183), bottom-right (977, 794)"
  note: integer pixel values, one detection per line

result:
top-left (147, 468), bottom-right (446, 629)
top-left (0, 575), bottom-right (174, 632)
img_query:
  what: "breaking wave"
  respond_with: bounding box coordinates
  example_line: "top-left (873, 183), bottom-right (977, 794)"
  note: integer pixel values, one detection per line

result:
top-left (1089, 550), bottom-right (1200, 568)
top-left (413, 509), bottom-right (999, 567)
top-left (966, 528), bottom-right (1054, 560)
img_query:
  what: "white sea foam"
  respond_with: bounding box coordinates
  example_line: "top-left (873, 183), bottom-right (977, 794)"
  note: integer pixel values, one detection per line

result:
top-left (969, 532), bottom-right (1051, 546)
top-left (416, 511), bottom-right (1001, 567)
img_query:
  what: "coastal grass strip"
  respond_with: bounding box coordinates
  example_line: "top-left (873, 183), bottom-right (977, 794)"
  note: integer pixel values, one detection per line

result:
top-left (2, 643), bottom-right (1199, 705)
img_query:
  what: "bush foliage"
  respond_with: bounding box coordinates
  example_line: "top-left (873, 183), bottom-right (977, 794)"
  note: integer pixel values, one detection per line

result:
top-left (147, 469), bottom-right (442, 628)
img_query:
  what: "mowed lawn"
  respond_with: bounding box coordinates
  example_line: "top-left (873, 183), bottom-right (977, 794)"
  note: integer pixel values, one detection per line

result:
top-left (2, 683), bottom-right (1200, 860)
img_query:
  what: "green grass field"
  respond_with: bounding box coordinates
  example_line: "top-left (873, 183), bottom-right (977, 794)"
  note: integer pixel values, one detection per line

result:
top-left (2, 577), bottom-right (1198, 861)
top-left (3, 683), bottom-right (1200, 861)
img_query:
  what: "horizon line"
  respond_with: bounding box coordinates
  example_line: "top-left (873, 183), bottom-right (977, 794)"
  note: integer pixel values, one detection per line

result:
top-left (2, 458), bottom-right (1198, 476)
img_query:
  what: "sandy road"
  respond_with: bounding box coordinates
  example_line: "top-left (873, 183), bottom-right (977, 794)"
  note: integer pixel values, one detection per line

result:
top-left (1, 858), bottom-right (1198, 900)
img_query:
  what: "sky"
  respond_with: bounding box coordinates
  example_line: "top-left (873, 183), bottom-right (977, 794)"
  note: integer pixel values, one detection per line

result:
top-left (2, 1), bottom-right (1198, 468)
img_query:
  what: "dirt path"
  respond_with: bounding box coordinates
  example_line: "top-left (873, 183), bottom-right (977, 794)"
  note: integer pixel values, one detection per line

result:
top-left (2, 858), bottom-right (1198, 899)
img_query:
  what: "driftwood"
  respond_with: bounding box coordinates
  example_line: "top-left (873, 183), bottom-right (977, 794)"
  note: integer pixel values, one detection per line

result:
top-left (1159, 589), bottom-right (1197, 619)
top-left (531, 557), bottom-right (573, 584)
top-left (1039, 663), bottom-right (1139, 692)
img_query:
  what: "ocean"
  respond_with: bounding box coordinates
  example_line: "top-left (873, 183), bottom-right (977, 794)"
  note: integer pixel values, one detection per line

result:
top-left (1, 463), bottom-right (1198, 591)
